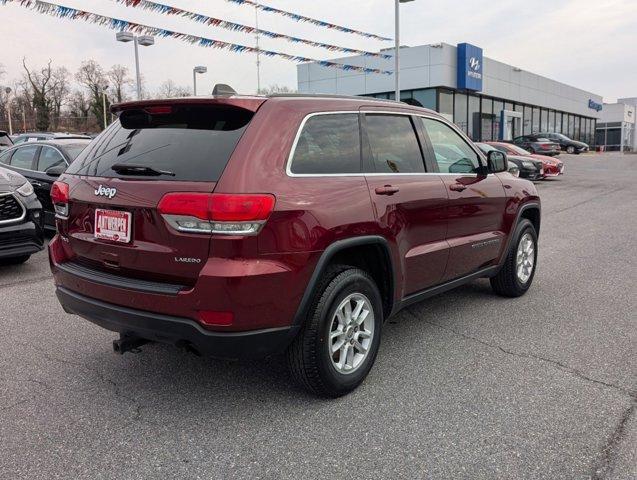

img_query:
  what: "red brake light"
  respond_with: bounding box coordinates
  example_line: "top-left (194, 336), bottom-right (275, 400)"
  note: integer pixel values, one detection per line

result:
top-left (210, 194), bottom-right (275, 221)
top-left (157, 193), bottom-right (276, 235)
top-left (158, 193), bottom-right (211, 220)
top-left (51, 181), bottom-right (69, 204)
top-left (144, 106), bottom-right (173, 115)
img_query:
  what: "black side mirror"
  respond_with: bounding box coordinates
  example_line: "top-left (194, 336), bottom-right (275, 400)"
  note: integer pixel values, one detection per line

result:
top-left (45, 165), bottom-right (66, 177)
top-left (487, 150), bottom-right (508, 173)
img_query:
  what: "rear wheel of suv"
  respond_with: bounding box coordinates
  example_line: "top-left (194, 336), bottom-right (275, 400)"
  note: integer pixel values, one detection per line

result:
top-left (286, 266), bottom-right (383, 397)
top-left (566, 145), bottom-right (575, 154)
top-left (490, 219), bottom-right (537, 297)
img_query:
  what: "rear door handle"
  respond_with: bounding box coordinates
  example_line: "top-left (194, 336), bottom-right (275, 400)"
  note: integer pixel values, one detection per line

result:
top-left (375, 185), bottom-right (400, 196)
top-left (30, 181), bottom-right (43, 188)
top-left (449, 183), bottom-right (467, 192)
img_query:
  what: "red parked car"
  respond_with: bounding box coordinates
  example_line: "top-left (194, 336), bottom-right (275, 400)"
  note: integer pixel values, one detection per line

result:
top-left (49, 94), bottom-right (541, 397)
top-left (487, 141), bottom-right (564, 177)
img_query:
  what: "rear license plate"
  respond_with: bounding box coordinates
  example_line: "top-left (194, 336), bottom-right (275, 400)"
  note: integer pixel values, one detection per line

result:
top-left (95, 209), bottom-right (132, 243)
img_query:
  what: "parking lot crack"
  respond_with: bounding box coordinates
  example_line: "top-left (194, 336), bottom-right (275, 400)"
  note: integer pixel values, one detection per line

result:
top-left (590, 401), bottom-right (636, 480)
top-left (404, 309), bottom-right (636, 399)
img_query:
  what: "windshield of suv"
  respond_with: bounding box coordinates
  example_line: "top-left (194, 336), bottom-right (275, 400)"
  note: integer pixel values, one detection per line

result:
top-left (66, 105), bottom-right (253, 182)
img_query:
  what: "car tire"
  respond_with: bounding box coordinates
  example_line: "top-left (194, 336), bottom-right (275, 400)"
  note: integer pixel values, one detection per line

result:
top-left (490, 219), bottom-right (538, 297)
top-left (0, 255), bottom-right (31, 266)
top-left (566, 145), bottom-right (575, 154)
top-left (286, 265), bottom-right (383, 397)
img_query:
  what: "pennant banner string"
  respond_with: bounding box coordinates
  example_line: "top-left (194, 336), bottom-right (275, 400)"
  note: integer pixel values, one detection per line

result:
top-left (225, 0), bottom-right (392, 42)
top-left (111, 0), bottom-right (392, 59)
top-left (0, 0), bottom-right (392, 75)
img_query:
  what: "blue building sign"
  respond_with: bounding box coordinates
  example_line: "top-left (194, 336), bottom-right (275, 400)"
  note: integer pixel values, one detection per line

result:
top-left (457, 43), bottom-right (483, 92)
top-left (588, 99), bottom-right (603, 112)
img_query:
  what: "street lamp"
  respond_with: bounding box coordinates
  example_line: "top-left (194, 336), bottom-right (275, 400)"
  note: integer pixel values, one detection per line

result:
top-left (101, 85), bottom-right (109, 130)
top-left (193, 66), bottom-right (207, 96)
top-left (4, 87), bottom-right (12, 135)
top-left (116, 32), bottom-right (155, 100)
top-left (395, 0), bottom-right (414, 102)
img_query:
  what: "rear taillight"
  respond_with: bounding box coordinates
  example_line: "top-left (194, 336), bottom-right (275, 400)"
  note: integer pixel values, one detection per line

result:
top-left (158, 192), bottom-right (275, 236)
top-left (51, 181), bottom-right (69, 218)
top-left (540, 144), bottom-right (550, 150)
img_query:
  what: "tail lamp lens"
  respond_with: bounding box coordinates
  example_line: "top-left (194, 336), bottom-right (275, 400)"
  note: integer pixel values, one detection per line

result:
top-left (51, 181), bottom-right (69, 217)
top-left (158, 193), bottom-right (275, 235)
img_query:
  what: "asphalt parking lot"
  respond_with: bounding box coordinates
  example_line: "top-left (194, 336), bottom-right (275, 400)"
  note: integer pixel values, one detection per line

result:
top-left (1, 152), bottom-right (635, 480)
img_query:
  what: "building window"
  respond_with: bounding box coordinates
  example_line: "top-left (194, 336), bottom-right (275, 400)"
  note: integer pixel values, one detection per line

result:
top-left (555, 112), bottom-right (563, 133)
top-left (523, 105), bottom-right (532, 135)
top-left (493, 100), bottom-right (504, 140)
top-left (454, 93), bottom-right (468, 134)
top-left (548, 110), bottom-right (555, 132)
top-left (568, 115), bottom-right (575, 138)
top-left (467, 95), bottom-right (480, 141)
top-left (481, 98), bottom-right (494, 141)
top-left (412, 89), bottom-right (437, 110)
top-left (540, 109), bottom-right (548, 132)
top-left (532, 107), bottom-right (540, 133)
top-left (438, 89), bottom-right (454, 122)
top-left (574, 116), bottom-right (581, 141)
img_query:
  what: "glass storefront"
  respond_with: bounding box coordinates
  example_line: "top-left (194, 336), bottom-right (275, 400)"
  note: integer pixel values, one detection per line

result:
top-left (369, 87), bottom-right (597, 145)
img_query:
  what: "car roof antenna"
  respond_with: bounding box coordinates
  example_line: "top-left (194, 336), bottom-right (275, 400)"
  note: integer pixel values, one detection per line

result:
top-left (212, 84), bottom-right (237, 97)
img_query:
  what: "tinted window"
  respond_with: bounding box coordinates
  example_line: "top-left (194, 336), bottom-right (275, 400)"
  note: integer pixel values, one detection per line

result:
top-left (290, 114), bottom-right (360, 174)
top-left (10, 145), bottom-right (38, 169)
top-left (66, 105), bottom-right (253, 182)
top-left (38, 146), bottom-right (67, 172)
top-left (365, 115), bottom-right (424, 173)
top-left (0, 149), bottom-right (11, 164)
top-left (422, 118), bottom-right (481, 174)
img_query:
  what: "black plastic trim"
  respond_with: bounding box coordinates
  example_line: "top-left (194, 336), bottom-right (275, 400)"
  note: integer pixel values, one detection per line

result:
top-left (56, 261), bottom-right (186, 295)
top-left (56, 287), bottom-right (299, 360)
top-left (292, 235), bottom-right (394, 326)
top-left (397, 265), bottom-right (500, 311)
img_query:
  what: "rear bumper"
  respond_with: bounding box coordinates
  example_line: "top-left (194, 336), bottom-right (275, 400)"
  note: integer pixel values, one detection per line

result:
top-left (0, 219), bottom-right (44, 259)
top-left (56, 286), bottom-right (299, 359)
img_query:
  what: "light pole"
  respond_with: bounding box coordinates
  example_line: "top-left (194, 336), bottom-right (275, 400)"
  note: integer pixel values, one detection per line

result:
top-left (395, 0), bottom-right (414, 102)
top-left (116, 32), bottom-right (155, 100)
top-left (102, 85), bottom-right (109, 130)
top-left (193, 66), bottom-right (207, 96)
top-left (4, 87), bottom-right (12, 135)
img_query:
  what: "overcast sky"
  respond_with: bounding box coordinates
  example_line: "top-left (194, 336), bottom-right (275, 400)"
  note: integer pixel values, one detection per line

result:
top-left (0, 0), bottom-right (635, 101)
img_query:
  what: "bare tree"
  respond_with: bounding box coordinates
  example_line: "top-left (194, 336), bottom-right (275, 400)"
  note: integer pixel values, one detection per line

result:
top-left (50, 67), bottom-right (71, 130)
top-left (257, 84), bottom-right (296, 95)
top-left (22, 58), bottom-right (57, 131)
top-left (76, 60), bottom-right (109, 129)
top-left (107, 64), bottom-right (132, 103)
top-left (156, 79), bottom-right (190, 99)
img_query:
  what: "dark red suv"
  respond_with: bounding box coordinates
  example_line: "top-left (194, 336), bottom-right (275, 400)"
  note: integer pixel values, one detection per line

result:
top-left (49, 95), bottom-right (540, 397)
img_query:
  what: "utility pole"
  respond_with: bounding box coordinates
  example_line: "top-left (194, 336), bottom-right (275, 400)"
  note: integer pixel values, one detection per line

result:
top-left (4, 87), bottom-right (12, 135)
top-left (255, 2), bottom-right (261, 94)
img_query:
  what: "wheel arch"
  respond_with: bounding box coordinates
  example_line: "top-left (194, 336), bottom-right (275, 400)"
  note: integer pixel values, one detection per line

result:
top-left (292, 236), bottom-right (396, 327)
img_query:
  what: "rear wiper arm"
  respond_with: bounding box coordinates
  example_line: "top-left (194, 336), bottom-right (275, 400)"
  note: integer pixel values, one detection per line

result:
top-left (111, 164), bottom-right (175, 176)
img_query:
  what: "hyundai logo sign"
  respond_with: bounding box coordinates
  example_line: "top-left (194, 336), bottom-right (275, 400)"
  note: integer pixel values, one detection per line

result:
top-left (457, 43), bottom-right (483, 91)
top-left (588, 99), bottom-right (603, 112)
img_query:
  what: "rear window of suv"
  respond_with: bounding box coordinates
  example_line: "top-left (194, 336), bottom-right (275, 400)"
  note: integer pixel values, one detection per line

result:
top-left (66, 105), bottom-right (253, 182)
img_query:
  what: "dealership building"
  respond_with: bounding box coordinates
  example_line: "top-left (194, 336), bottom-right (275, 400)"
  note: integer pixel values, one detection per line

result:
top-left (297, 42), bottom-right (603, 146)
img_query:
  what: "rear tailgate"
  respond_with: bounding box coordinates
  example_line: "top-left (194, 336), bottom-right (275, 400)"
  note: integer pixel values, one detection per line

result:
top-left (55, 99), bottom-right (264, 288)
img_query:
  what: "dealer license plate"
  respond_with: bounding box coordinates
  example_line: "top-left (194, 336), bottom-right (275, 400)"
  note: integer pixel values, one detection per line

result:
top-left (94, 209), bottom-right (132, 243)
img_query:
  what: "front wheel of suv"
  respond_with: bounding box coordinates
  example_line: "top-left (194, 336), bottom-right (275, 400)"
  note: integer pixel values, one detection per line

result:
top-left (566, 145), bottom-right (576, 154)
top-left (490, 219), bottom-right (538, 297)
top-left (286, 266), bottom-right (383, 397)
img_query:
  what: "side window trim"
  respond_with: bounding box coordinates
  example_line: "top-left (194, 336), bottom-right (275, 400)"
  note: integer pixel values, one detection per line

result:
top-left (286, 111), bottom-right (363, 176)
top-left (37, 146), bottom-right (68, 172)
top-left (412, 115), bottom-right (438, 173)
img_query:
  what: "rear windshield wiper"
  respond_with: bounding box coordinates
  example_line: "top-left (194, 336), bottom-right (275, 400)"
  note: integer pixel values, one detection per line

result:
top-left (111, 164), bottom-right (175, 176)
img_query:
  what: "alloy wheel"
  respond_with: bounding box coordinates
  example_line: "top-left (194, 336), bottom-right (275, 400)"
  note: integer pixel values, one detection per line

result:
top-left (328, 293), bottom-right (375, 374)
top-left (516, 232), bottom-right (535, 283)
